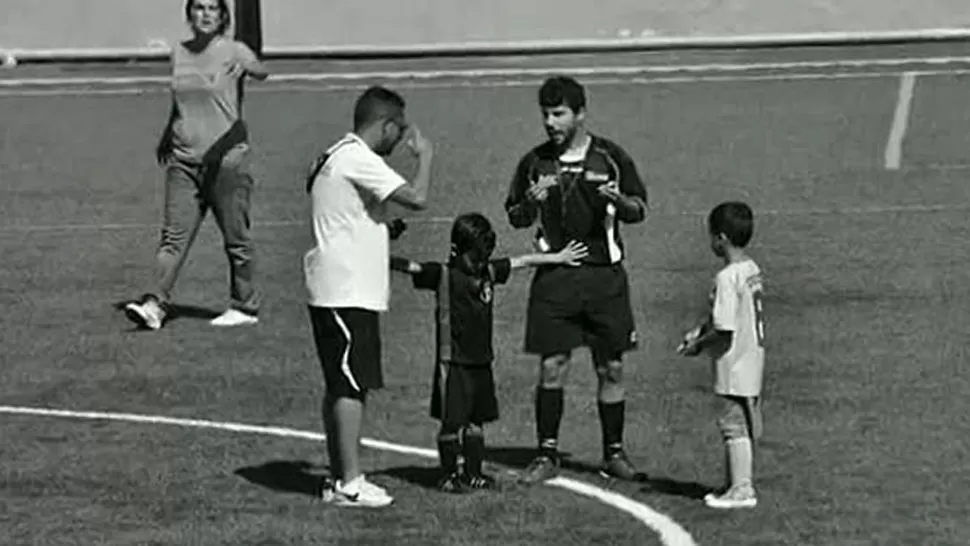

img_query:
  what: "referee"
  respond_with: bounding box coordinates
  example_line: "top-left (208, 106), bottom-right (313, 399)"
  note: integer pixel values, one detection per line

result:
top-left (304, 86), bottom-right (434, 508)
top-left (505, 76), bottom-right (648, 484)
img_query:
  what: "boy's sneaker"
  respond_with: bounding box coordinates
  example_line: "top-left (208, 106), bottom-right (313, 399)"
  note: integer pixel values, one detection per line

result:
top-left (328, 476), bottom-right (393, 508)
top-left (438, 472), bottom-right (468, 494)
top-left (599, 450), bottom-right (642, 481)
top-left (210, 309), bottom-right (258, 327)
top-left (518, 455), bottom-right (560, 485)
top-left (124, 296), bottom-right (166, 330)
top-left (462, 472), bottom-right (498, 491)
top-left (704, 484), bottom-right (757, 509)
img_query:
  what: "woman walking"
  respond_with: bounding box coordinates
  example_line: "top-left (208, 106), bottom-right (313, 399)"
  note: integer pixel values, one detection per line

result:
top-left (125, 0), bottom-right (268, 330)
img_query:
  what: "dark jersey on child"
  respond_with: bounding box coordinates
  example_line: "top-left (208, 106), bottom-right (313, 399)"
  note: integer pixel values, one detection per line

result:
top-left (412, 259), bottom-right (513, 366)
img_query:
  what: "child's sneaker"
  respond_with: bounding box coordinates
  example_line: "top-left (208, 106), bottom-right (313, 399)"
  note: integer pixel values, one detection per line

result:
top-left (437, 472), bottom-right (468, 494)
top-left (704, 484), bottom-right (757, 509)
top-left (462, 472), bottom-right (498, 491)
top-left (328, 476), bottom-right (393, 508)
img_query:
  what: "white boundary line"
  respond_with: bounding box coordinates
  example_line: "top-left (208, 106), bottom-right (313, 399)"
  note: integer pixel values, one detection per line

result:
top-left (2, 64), bottom-right (970, 99)
top-left (4, 55), bottom-right (970, 89)
top-left (0, 405), bottom-right (697, 546)
top-left (884, 72), bottom-right (918, 170)
top-left (4, 203), bottom-right (970, 235)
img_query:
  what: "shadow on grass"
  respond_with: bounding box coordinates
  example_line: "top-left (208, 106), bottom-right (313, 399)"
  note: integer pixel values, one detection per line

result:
top-left (168, 303), bottom-right (222, 321)
top-left (638, 477), bottom-right (711, 500)
top-left (234, 460), bottom-right (329, 498)
top-left (486, 446), bottom-right (709, 499)
top-left (378, 465), bottom-right (443, 490)
top-left (236, 452), bottom-right (710, 501)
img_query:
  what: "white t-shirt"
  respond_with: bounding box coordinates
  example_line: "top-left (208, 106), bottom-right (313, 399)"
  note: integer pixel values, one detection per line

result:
top-left (710, 259), bottom-right (765, 397)
top-left (303, 133), bottom-right (407, 311)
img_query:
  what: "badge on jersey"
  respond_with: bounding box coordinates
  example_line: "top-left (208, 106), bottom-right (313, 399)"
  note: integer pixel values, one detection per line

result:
top-left (534, 173), bottom-right (559, 190)
top-left (479, 281), bottom-right (494, 304)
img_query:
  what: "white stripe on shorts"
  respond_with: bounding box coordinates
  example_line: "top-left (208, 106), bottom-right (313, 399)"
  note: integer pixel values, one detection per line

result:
top-left (331, 310), bottom-right (362, 392)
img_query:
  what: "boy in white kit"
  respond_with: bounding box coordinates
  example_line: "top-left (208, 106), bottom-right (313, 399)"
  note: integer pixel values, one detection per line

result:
top-left (678, 201), bottom-right (765, 509)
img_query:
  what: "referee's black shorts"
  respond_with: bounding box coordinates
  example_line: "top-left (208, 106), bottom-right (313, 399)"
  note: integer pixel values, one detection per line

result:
top-left (308, 306), bottom-right (383, 400)
top-left (524, 263), bottom-right (637, 358)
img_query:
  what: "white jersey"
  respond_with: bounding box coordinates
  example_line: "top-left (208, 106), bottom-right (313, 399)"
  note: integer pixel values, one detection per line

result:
top-left (710, 259), bottom-right (765, 397)
top-left (303, 133), bottom-right (407, 311)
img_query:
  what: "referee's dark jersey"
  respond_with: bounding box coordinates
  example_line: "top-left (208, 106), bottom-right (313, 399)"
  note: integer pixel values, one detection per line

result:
top-left (412, 259), bottom-right (513, 366)
top-left (504, 134), bottom-right (647, 265)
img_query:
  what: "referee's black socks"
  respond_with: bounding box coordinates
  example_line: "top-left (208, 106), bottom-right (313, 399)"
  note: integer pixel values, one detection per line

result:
top-left (598, 400), bottom-right (626, 459)
top-left (535, 387), bottom-right (564, 459)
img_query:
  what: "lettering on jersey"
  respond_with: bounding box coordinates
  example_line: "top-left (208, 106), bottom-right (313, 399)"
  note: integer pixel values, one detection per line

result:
top-left (748, 273), bottom-right (766, 348)
top-left (585, 171), bottom-right (610, 182)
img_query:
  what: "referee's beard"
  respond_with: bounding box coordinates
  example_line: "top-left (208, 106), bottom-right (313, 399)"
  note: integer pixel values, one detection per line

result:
top-left (547, 126), bottom-right (582, 153)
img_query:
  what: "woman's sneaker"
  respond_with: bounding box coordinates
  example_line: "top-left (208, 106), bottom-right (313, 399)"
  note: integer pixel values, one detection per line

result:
top-left (328, 476), bottom-right (393, 508)
top-left (124, 295), bottom-right (166, 330)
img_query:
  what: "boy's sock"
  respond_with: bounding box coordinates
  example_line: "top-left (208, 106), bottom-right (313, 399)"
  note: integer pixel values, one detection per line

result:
top-left (437, 430), bottom-right (462, 475)
top-left (726, 437), bottom-right (754, 488)
top-left (535, 387), bottom-right (564, 458)
top-left (462, 427), bottom-right (486, 476)
top-left (597, 400), bottom-right (626, 458)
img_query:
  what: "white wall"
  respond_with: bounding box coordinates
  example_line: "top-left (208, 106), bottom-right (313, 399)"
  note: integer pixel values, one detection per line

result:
top-left (3, 0), bottom-right (970, 53)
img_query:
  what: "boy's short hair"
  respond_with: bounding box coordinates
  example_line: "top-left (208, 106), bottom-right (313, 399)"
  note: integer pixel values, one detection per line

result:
top-left (353, 86), bottom-right (406, 131)
top-left (708, 201), bottom-right (754, 248)
top-left (538, 76), bottom-right (586, 113)
top-left (450, 213), bottom-right (497, 274)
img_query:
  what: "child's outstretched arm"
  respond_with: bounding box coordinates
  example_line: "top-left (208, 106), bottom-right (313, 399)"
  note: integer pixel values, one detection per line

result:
top-left (390, 256), bottom-right (422, 275)
top-left (391, 257), bottom-right (443, 293)
top-left (508, 240), bottom-right (589, 270)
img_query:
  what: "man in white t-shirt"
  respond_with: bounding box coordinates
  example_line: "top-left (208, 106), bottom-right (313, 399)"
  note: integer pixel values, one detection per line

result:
top-left (304, 86), bottom-right (434, 508)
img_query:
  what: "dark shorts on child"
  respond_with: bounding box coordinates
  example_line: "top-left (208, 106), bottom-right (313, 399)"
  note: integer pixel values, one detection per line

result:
top-left (431, 361), bottom-right (499, 427)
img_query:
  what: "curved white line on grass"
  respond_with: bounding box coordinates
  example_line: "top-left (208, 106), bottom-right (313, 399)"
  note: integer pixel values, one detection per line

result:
top-left (0, 405), bottom-right (697, 546)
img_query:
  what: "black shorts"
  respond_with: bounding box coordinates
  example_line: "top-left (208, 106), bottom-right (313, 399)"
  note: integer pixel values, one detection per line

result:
top-left (524, 263), bottom-right (637, 358)
top-left (308, 306), bottom-right (383, 399)
top-left (430, 362), bottom-right (499, 427)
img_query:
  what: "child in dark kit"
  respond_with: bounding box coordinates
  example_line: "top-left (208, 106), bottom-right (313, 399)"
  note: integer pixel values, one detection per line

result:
top-left (392, 213), bottom-right (588, 492)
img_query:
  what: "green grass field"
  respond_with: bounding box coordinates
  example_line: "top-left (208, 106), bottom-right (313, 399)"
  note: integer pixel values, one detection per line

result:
top-left (2, 55), bottom-right (970, 545)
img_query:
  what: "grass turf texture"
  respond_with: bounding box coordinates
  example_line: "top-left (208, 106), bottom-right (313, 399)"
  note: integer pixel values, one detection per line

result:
top-left (2, 71), bottom-right (970, 545)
